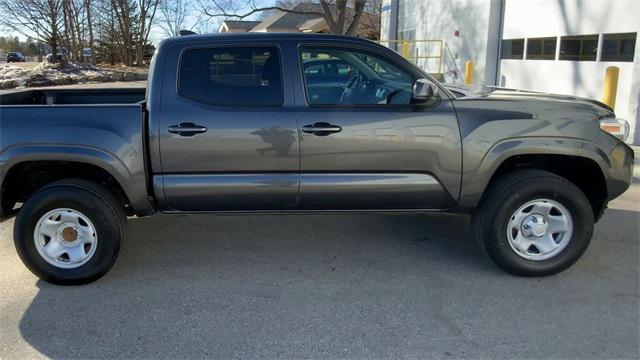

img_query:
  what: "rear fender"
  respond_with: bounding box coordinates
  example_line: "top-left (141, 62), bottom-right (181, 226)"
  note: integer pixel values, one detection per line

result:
top-left (1, 144), bottom-right (154, 215)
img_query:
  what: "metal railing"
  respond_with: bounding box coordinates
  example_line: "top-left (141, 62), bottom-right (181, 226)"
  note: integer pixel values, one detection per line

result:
top-left (443, 42), bottom-right (462, 83)
top-left (378, 39), bottom-right (445, 77)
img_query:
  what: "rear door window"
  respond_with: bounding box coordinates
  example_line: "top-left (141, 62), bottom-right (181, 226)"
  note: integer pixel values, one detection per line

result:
top-left (179, 46), bottom-right (283, 106)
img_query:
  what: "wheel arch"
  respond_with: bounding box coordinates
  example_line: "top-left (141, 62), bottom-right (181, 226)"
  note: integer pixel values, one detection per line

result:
top-left (1, 145), bottom-right (154, 218)
top-left (460, 138), bottom-right (610, 220)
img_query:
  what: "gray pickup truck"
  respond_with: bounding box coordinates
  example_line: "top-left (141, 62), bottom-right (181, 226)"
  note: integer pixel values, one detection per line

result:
top-left (0, 33), bottom-right (634, 285)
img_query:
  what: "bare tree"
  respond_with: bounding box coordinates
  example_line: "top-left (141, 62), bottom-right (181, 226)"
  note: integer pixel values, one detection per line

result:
top-left (94, 0), bottom-right (121, 64)
top-left (359, 0), bottom-right (380, 40)
top-left (62, 0), bottom-right (86, 61)
top-left (191, 12), bottom-right (218, 34)
top-left (158, 0), bottom-right (189, 37)
top-left (135, 0), bottom-right (159, 66)
top-left (111, 0), bottom-right (136, 66)
top-left (85, 0), bottom-right (95, 64)
top-left (255, 0), bottom-right (300, 20)
top-left (0, 0), bottom-right (100, 65)
top-left (0, 0), bottom-right (64, 63)
top-left (202, 0), bottom-right (368, 36)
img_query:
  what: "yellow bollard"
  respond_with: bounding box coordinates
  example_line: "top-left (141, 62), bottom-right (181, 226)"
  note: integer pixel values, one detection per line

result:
top-left (464, 61), bottom-right (474, 85)
top-left (602, 66), bottom-right (619, 109)
top-left (401, 41), bottom-right (410, 59)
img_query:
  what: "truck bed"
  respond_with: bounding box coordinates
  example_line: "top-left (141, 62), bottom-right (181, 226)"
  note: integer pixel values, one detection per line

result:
top-left (0, 90), bottom-right (154, 216)
top-left (0, 88), bottom-right (146, 106)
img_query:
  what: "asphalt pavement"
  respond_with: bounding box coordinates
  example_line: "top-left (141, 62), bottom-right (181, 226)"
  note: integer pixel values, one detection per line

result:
top-left (0, 181), bottom-right (638, 359)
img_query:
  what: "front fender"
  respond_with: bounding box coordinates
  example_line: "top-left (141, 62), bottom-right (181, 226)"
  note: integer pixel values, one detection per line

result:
top-left (458, 137), bottom-right (612, 208)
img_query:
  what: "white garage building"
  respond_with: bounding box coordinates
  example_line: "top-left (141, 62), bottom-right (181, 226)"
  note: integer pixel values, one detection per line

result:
top-left (380, 0), bottom-right (640, 144)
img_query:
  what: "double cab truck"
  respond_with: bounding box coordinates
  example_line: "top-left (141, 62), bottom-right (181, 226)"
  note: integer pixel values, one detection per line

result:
top-left (0, 33), bottom-right (634, 284)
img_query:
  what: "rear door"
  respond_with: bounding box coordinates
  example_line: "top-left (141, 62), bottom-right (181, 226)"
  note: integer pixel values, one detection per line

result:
top-left (155, 42), bottom-right (300, 211)
top-left (294, 43), bottom-right (462, 210)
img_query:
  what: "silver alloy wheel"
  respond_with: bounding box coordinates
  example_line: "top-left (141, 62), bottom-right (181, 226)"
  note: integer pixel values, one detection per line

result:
top-left (507, 199), bottom-right (573, 261)
top-left (33, 208), bottom-right (98, 269)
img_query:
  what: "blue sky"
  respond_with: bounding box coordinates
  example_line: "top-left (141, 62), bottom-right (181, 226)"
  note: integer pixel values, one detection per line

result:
top-left (148, 0), bottom-right (279, 42)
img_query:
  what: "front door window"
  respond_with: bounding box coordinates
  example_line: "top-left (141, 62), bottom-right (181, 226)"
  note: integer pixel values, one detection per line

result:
top-left (300, 47), bottom-right (414, 106)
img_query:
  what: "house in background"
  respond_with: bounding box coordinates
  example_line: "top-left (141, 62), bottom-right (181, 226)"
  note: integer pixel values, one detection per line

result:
top-left (381, 0), bottom-right (639, 144)
top-left (218, 21), bottom-right (262, 33)
top-left (252, 3), bottom-right (331, 33)
top-left (219, 4), bottom-right (334, 34)
top-left (219, 3), bottom-right (379, 39)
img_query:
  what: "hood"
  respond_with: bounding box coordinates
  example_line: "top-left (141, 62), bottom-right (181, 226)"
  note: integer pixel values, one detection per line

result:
top-left (445, 84), bottom-right (614, 116)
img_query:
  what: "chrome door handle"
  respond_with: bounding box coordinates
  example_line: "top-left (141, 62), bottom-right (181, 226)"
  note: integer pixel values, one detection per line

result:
top-left (302, 122), bottom-right (342, 136)
top-left (168, 122), bottom-right (208, 137)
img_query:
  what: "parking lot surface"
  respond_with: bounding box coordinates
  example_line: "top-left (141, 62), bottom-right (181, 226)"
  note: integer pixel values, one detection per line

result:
top-left (0, 182), bottom-right (638, 359)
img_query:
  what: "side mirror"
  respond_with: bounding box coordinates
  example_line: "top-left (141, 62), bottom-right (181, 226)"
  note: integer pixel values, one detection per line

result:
top-left (412, 79), bottom-right (438, 102)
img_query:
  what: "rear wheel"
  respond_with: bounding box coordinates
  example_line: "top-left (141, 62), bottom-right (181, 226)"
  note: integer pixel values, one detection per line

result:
top-left (473, 170), bottom-right (594, 276)
top-left (14, 179), bottom-right (126, 285)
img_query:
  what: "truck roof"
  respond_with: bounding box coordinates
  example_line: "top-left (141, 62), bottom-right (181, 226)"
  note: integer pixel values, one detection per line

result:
top-left (159, 32), bottom-right (378, 47)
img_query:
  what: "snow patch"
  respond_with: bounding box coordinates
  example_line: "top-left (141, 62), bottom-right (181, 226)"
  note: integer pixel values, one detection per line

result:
top-left (0, 62), bottom-right (147, 89)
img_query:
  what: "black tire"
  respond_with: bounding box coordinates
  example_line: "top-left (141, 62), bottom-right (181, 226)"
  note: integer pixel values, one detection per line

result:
top-left (472, 169), bottom-right (594, 276)
top-left (14, 179), bottom-right (126, 285)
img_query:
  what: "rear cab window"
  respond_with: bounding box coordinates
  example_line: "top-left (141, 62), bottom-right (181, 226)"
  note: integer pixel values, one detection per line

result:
top-left (178, 46), bottom-right (283, 106)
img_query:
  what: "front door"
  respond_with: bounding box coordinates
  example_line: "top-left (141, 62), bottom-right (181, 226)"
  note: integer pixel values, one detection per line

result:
top-left (295, 45), bottom-right (461, 210)
top-left (157, 44), bottom-right (299, 211)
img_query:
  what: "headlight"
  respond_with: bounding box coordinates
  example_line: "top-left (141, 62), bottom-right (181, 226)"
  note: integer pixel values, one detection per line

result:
top-left (599, 117), bottom-right (629, 141)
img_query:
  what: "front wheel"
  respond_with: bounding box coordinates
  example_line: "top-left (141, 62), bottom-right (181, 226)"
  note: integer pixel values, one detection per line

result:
top-left (14, 179), bottom-right (126, 285)
top-left (473, 170), bottom-right (594, 276)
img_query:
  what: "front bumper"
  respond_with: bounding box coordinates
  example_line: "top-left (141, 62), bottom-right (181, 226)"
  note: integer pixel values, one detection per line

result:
top-left (605, 141), bottom-right (634, 201)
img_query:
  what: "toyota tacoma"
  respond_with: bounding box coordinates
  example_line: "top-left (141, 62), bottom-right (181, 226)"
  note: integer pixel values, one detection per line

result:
top-left (0, 33), bottom-right (633, 284)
